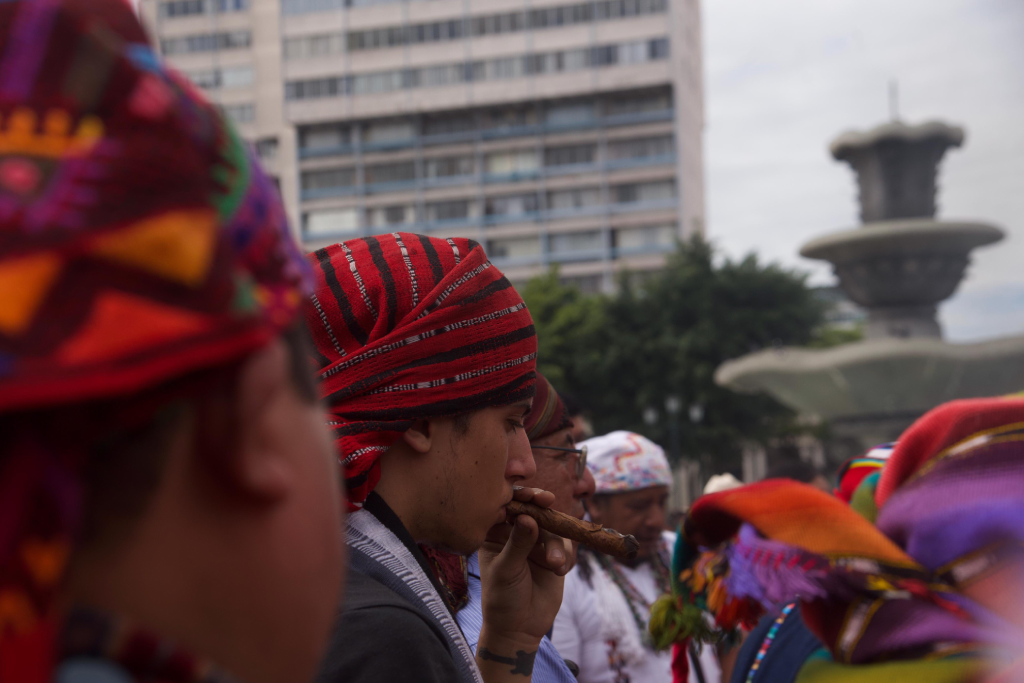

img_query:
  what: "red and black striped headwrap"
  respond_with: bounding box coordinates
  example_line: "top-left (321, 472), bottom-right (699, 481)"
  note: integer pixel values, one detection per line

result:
top-left (305, 234), bottom-right (537, 509)
top-left (524, 372), bottom-right (573, 442)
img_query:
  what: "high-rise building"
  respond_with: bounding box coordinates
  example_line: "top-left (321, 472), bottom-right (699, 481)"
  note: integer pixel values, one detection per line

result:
top-left (140, 0), bottom-right (705, 292)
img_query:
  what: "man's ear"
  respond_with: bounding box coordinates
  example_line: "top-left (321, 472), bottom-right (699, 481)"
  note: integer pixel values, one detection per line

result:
top-left (401, 417), bottom-right (434, 454)
top-left (225, 339), bottom-right (295, 502)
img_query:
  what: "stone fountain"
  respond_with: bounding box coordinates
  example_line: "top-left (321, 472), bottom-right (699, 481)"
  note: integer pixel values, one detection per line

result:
top-left (715, 119), bottom-right (1024, 458)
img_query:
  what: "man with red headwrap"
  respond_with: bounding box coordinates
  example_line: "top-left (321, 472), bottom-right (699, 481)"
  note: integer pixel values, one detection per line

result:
top-left (309, 235), bottom-right (569, 683)
top-left (0, 2), bottom-right (345, 682)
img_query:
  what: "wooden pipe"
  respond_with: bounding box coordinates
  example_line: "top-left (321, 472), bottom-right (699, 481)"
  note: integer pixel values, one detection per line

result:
top-left (506, 500), bottom-right (640, 561)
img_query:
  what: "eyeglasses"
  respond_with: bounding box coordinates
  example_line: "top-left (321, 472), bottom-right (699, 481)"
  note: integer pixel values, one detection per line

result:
top-left (532, 444), bottom-right (588, 479)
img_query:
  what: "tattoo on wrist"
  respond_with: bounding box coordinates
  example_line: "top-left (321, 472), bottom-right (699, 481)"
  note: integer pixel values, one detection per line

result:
top-left (478, 647), bottom-right (537, 676)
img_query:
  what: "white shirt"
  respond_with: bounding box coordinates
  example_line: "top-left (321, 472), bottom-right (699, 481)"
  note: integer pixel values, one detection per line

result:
top-left (551, 532), bottom-right (720, 683)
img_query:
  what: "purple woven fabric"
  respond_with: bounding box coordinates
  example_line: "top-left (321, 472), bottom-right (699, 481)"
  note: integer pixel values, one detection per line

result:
top-left (876, 440), bottom-right (1024, 573)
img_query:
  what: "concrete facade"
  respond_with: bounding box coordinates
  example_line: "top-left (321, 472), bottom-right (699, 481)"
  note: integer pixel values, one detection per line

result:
top-left (140, 0), bottom-right (705, 291)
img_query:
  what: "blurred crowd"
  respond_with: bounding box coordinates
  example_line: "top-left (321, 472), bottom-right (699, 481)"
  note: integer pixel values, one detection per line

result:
top-left (1, 3), bottom-right (1021, 683)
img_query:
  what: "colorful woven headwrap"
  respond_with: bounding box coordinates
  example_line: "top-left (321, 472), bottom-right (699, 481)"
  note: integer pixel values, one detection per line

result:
top-left (524, 372), bottom-right (573, 441)
top-left (875, 397), bottom-right (1024, 596)
top-left (833, 443), bottom-right (892, 503)
top-left (582, 430), bottom-right (673, 493)
top-left (0, 0), bottom-right (310, 679)
top-left (305, 234), bottom-right (537, 509)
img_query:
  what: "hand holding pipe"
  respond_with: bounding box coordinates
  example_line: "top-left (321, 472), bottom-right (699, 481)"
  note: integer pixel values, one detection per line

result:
top-left (506, 500), bottom-right (640, 561)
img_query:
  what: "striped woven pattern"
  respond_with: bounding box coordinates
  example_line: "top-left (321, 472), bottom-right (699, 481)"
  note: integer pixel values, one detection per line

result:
top-left (305, 233), bottom-right (537, 509)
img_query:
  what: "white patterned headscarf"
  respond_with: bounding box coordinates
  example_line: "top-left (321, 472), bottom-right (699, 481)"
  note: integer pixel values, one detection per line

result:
top-left (582, 431), bottom-right (673, 493)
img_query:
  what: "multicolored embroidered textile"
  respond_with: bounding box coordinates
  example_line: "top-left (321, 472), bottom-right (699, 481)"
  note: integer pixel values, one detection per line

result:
top-left (524, 372), bottom-right (573, 441)
top-left (305, 234), bottom-right (537, 509)
top-left (0, 1), bottom-right (310, 680)
top-left (0, 0), bottom-right (310, 411)
top-left (582, 431), bottom-right (672, 493)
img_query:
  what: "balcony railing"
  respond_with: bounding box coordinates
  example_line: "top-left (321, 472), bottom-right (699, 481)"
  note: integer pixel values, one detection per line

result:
top-left (296, 108), bottom-right (675, 159)
top-left (299, 156), bottom-right (676, 201)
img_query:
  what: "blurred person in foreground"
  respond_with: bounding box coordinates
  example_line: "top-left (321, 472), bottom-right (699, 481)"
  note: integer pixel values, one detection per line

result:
top-left (453, 373), bottom-right (597, 682)
top-left (552, 431), bottom-right (720, 683)
top-left (657, 397), bottom-right (1024, 683)
top-left (721, 443), bottom-right (889, 683)
top-left (308, 235), bottom-right (569, 683)
top-left (0, 2), bottom-right (345, 682)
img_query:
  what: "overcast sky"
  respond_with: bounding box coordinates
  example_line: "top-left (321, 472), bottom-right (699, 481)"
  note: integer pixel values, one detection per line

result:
top-left (702, 0), bottom-right (1024, 341)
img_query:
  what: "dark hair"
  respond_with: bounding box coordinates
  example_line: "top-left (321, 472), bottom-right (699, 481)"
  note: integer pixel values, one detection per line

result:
top-left (764, 459), bottom-right (822, 484)
top-left (560, 392), bottom-right (584, 417)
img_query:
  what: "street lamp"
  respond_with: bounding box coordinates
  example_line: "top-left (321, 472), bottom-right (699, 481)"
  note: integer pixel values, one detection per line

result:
top-left (642, 406), bottom-right (659, 426)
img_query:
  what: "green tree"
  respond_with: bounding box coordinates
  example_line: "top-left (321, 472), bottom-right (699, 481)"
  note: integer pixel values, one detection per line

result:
top-left (521, 237), bottom-right (825, 474)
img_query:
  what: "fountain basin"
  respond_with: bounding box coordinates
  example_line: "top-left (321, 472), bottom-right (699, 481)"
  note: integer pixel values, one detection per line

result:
top-left (801, 219), bottom-right (1004, 308)
top-left (716, 335), bottom-right (1024, 423)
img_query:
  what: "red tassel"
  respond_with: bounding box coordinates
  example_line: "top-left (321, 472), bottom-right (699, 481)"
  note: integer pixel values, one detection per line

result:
top-left (670, 639), bottom-right (690, 683)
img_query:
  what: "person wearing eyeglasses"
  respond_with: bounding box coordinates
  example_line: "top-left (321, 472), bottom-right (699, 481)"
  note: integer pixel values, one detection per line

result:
top-left (552, 431), bottom-right (722, 683)
top-left (452, 373), bottom-right (597, 683)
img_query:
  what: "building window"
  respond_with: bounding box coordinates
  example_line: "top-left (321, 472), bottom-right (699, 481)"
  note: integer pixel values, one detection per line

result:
top-left (305, 208), bottom-right (360, 237)
top-left (301, 168), bottom-right (356, 191)
top-left (607, 135), bottom-right (674, 161)
top-left (488, 56), bottom-right (526, 80)
top-left (603, 88), bottom-right (672, 117)
top-left (545, 101), bottom-right (594, 127)
top-left (544, 144), bottom-right (595, 168)
top-left (485, 193), bottom-right (540, 218)
top-left (283, 34), bottom-right (345, 60)
top-left (424, 155), bottom-right (474, 179)
top-left (364, 161), bottom-right (416, 185)
top-left (425, 200), bottom-right (475, 223)
top-left (485, 150), bottom-right (539, 176)
top-left (300, 124), bottom-right (350, 152)
top-left (160, 31), bottom-right (251, 55)
top-left (219, 103), bottom-right (255, 124)
top-left (613, 180), bottom-right (675, 204)
top-left (188, 66), bottom-right (255, 90)
top-left (550, 230), bottom-right (603, 254)
top-left (488, 236), bottom-right (542, 259)
top-left (649, 37), bottom-right (670, 60)
top-left (422, 113), bottom-right (475, 137)
top-left (331, 0), bottom-right (667, 51)
top-left (255, 137), bottom-right (279, 161)
top-left (362, 121), bottom-right (415, 144)
top-left (615, 224), bottom-right (676, 249)
top-left (366, 205), bottom-right (413, 227)
top-left (281, 0), bottom-right (344, 15)
top-left (283, 37), bottom-right (669, 101)
top-left (221, 66), bottom-right (255, 88)
top-left (547, 187), bottom-right (601, 212)
top-left (481, 107), bottom-right (536, 132)
top-left (160, 0), bottom-right (249, 18)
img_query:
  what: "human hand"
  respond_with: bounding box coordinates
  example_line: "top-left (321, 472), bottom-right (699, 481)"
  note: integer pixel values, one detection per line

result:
top-left (477, 487), bottom-right (568, 648)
